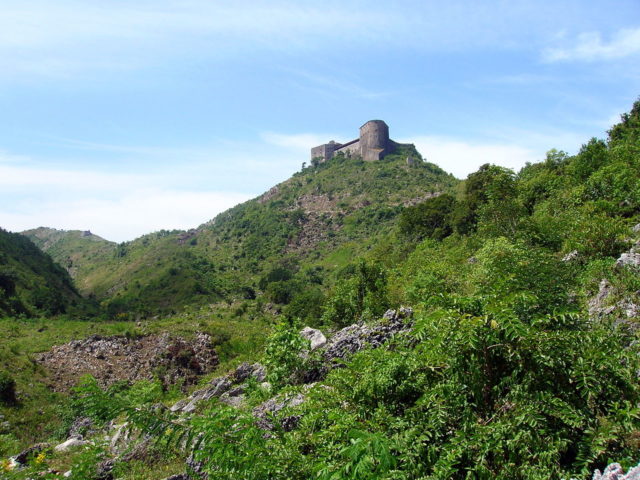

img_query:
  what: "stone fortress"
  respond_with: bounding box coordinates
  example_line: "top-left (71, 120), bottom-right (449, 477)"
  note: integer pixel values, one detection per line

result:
top-left (311, 120), bottom-right (395, 163)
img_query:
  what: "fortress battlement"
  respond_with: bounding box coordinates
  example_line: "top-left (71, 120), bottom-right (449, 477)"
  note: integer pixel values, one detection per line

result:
top-left (311, 120), bottom-right (394, 163)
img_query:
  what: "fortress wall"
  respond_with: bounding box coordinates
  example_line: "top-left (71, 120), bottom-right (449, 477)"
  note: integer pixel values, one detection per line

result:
top-left (336, 138), bottom-right (360, 156)
top-left (311, 142), bottom-right (342, 162)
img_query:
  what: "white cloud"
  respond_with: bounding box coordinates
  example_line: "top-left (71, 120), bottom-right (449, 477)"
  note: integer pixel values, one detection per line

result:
top-left (0, 154), bottom-right (255, 242)
top-left (1, 189), bottom-right (252, 242)
top-left (261, 132), bottom-right (341, 152)
top-left (0, 163), bottom-right (147, 192)
top-left (543, 27), bottom-right (640, 62)
top-left (401, 136), bottom-right (540, 178)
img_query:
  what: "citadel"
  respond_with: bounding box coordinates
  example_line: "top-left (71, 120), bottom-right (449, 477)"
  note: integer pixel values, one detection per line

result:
top-left (311, 120), bottom-right (395, 163)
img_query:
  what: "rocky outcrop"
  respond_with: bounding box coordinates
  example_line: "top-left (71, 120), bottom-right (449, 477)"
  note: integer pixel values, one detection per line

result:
top-left (13, 442), bottom-right (50, 465)
top-left (254, 390), bottom-right (307, 431)
top-left (171, 362), bottom-right (266, 414)
top-left (38, 332), bottom-right (218, 391)
top-left (323, 307), bottom-right (413, 363)
top-left (171, 308), bottom-right (413, 419)
top-left (591, 462), bottom-right (640, 480)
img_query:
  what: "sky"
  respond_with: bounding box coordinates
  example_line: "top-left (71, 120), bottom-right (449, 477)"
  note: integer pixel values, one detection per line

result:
top-left (1, 1), bottom-right (639, 242)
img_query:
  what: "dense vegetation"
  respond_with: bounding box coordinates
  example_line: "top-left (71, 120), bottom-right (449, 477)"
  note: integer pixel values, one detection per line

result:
top-left (0, 228), bottom-right (92, 317)
top-left (2, 101), bottom-right (640, 478)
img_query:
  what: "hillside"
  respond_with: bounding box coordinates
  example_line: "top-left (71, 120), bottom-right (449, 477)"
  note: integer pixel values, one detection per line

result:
top-left (49, 99), bottom-right (637, 480)
top-left (0, 229), bottom-right (89, 317)
top-left (3, 102), bottom-right (640, 479)
top-left (25, 143), bottom-right (456, 318)
top-left (21, 228), bottom-right (116, 292)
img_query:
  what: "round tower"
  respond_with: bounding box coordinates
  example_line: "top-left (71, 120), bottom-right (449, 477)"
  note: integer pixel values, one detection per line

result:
top-left (359, 120), bottom-right (389, 161)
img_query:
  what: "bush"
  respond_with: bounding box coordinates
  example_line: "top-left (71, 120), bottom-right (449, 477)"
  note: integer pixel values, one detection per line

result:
top-left (398, 193), bottom-right (456, 240)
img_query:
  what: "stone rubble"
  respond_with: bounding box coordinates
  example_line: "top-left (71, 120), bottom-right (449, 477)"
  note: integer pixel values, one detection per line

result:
top-left (37, 332), bottom-right (219, 392)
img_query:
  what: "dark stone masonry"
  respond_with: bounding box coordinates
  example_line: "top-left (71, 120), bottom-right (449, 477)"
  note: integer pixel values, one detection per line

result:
top-left (311, 119), bottom-right (394, 163)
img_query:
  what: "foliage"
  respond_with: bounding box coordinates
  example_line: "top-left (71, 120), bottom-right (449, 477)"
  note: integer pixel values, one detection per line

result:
top-left (398, 193), bottom-right (456, 240)
top-left (321, 260), bottom-right (389, 327)
top-left (263, 319), bottom-right (310, 388)
top-left (0, 228), bottom-right (91, 317)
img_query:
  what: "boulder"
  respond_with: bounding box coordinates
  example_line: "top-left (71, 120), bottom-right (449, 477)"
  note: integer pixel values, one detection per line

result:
top-left (300, 327), bottom-right (327, 350)
top-left (616, 252), bottom-right (640, 268)
top-left (562, 250), bottom-right (579, 262)
top-left (54, 437), bottom-right (87, 452)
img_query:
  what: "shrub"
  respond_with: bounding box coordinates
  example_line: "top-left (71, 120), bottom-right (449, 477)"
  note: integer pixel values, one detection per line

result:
top-left (398, 193), bottom-right (456, 240)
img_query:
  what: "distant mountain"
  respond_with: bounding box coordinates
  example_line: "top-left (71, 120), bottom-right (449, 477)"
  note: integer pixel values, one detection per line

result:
top-left (22, 143), bottom-right (457, 317)
top-left (0, 228), bottom-right (90, 317)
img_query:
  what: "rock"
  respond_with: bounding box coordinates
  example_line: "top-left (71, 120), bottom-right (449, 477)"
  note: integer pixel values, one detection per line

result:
top-left (592, 462), bottom-right (640, 480)
top-left (633, 223), bottom-right (640, 234)
top-left (54, 437), bottom-right (87, 452)
top-left (37, 332), bottom-right (219, 392)
top-left (233, 362), bottom-right (267, 383)
top-left (63, 470), bottom-right (72, 477)
top-left (109, 423), bottom-right (129, 452)
top-left (588, 279), bottom-right (615, 317)
top-left (300, 327), bottom-right (327, 350)
top-left (96, 459), bottom-right (115, 480)
top-left (562, 250), bottom-right (579, 262)
top-left (13, 442), bottom-right (50, 465)
top-left (617, 252), bottom-right (640, 268)
top-left (180, 376), bottom-right (233, 413)
top-left (187, 452), bottom-right (208, 479)
top-left (170, 398), bottom-right (189, 413)
top-left (254, 392), bottom-right (307, 431)
top-left (68, 416), bottom-right (94, 439)
top-left (219, 385), bottom-right (246, 407)
top-left (323, 308), bottom-right (413, 362)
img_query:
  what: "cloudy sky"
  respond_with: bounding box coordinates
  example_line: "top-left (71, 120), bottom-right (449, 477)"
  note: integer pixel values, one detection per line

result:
top-left (1, 0), bottom-right (639, 241)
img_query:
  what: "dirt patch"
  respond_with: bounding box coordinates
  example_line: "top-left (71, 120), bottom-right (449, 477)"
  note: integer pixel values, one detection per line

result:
top-left (37, 332), bottom-right (218, 392)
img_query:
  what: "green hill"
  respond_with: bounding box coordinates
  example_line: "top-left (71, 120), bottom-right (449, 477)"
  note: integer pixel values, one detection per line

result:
top-left (0, 229), bottom-right (90, 317)
top-left (23, 144), bottom-right (457, 318)
top-left (21, 228), bottom-right (116, 292)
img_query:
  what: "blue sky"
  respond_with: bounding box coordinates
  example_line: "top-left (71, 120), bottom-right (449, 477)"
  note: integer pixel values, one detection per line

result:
top-left (1, 0), bottom-right (639, 241)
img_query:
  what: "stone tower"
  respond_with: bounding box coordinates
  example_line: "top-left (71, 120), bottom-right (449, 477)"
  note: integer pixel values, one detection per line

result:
top-left (359, 120), bottom-right (390, 161)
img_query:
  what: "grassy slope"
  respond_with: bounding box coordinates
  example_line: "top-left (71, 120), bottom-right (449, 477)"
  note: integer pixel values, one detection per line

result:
top-left (22, 228), bottom-right (116, 294)
top-left (22, 144), bottom-right (457, 317)
top-left (0, 229), bottom-right (90, 317)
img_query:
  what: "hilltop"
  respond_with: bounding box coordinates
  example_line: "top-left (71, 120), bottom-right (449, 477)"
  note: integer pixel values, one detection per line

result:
top-left (22, 143), bottom-right (456, 318)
